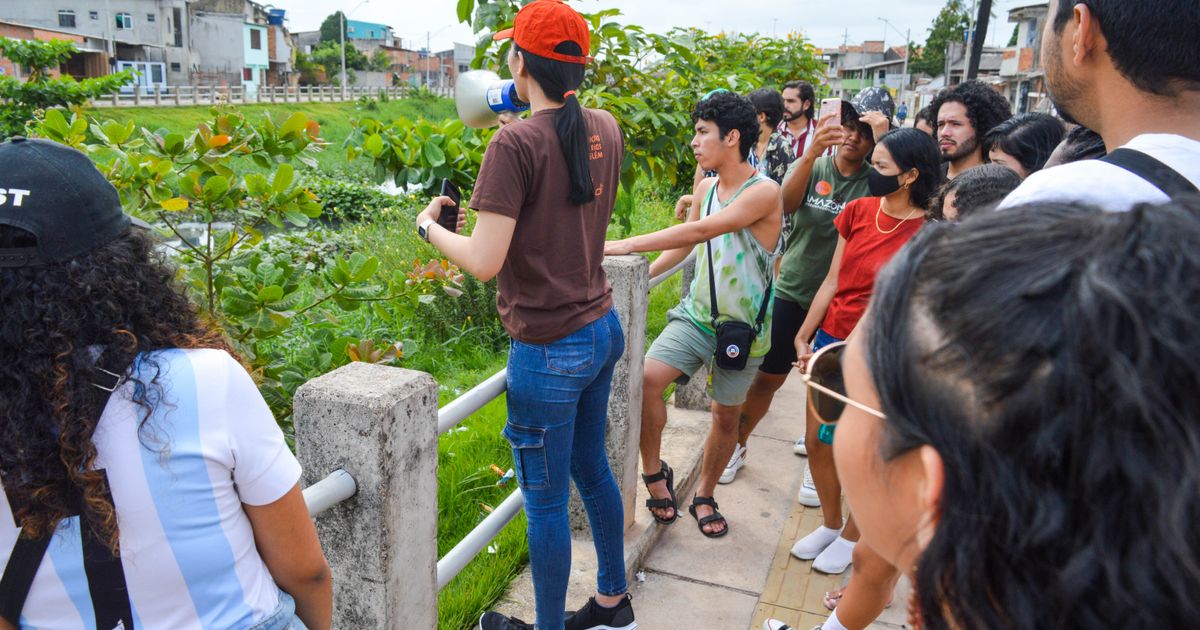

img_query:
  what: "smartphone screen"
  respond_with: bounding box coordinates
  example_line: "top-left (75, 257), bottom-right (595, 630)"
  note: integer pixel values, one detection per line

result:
top-left (818, 98), bottom-right (842, 129)
top-left (439, 179), bottom-right (461, 233)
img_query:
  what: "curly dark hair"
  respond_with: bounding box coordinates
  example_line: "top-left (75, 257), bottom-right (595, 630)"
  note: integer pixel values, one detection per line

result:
top-left (930, 163), bottom-right (1023, 222)
top-left (868, 198), bottom-right (1200, 628)
top-left (929, 80), bottom-right (1013, 144)
top-left (692, 91), bottom-right (760, 160)
top-left (0, 225), bottom-right (232, 552)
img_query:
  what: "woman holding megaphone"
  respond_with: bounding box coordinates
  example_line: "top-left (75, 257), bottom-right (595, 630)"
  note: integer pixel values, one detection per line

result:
top-left (415, 2), bottom-right (634, 629)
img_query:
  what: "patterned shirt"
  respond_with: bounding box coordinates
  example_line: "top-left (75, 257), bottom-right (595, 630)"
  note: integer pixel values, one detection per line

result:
top-left (749, 131), bottom-right (796, 185)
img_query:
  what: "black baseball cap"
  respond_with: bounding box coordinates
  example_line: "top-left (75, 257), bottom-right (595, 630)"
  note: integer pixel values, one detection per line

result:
top-left (0, 137), bottom-right (131, 268)
top-left (850, 87), bottom-right (896, 122)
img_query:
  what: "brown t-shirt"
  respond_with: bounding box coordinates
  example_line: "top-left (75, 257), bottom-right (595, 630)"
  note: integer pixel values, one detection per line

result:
top-left (469, 107), bottom-right (624, 344)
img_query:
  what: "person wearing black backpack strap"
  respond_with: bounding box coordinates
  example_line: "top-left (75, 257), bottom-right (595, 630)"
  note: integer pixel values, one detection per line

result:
top-left (0, 138), bottom-right (331, 629)
top-left (1001, 0), bottom-right (1200, 209)
top-left (605, 92), bottom-right (783, 538)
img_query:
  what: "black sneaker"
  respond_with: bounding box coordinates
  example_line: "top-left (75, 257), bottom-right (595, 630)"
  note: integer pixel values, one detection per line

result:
top-left (564, 594), bottom-right (637, 630)
top-left (478, 611), bottom-right (534, 630)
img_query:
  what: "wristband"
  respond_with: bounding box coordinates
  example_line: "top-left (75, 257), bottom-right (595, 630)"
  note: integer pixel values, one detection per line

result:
top-left (418, 218), bottom-right (436, 242)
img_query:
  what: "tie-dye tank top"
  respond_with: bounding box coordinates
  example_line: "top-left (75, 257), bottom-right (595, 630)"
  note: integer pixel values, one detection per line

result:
top-left (682, 174), bottom-right (783, 357)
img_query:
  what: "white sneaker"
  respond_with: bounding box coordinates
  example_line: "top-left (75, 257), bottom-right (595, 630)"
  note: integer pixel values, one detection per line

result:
top-left (812, 536), bottom-right (856, 574)
top-left (790, 525), bottom-right (841, 560)
top-left (762, 620), bottom-right (793, 630)
top-left (793, 435), bottom-right (807, 456)
top-left (719, 443), bottom-right (747, 484)
top-left (797, 463), bottom-right (820, 507)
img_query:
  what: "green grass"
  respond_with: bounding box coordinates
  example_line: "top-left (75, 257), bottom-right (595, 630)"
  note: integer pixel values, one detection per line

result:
top-left (84, 96), bottom-right (456, 178)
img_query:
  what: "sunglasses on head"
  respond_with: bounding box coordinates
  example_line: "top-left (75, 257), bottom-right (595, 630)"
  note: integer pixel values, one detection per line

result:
top-left (802, 341), bottom-right (886, 424)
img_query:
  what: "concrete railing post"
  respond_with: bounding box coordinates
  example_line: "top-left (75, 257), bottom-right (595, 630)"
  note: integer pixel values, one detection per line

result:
top-left (567, 256), bottom-right (649, 532)
top-left (673, 263), bottom-right (713, 410)
top-left (294, 363), bottom-right (439, 629)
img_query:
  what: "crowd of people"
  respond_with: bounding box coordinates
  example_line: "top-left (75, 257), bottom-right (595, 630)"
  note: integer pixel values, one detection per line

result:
top-left (2, 1), bottom-right (1198, 629)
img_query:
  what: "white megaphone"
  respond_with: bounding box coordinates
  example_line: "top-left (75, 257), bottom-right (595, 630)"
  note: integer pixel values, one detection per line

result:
top-left (455, 70), bottom-right (531, 129)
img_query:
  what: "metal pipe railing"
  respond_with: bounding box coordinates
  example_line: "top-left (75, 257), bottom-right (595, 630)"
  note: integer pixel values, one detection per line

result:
top-left (436, 488), bottom-right (526, 589)
top-left (431, 253), bottom-right (693, 588)
top-left (437, 368), bottom-right (508, 436)
top-left (648, 250), bottom-right (696, 290)
top-left (303, 469), bottom-right (358, 517)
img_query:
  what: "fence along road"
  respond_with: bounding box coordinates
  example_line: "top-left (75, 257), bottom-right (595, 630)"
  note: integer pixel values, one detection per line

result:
top-left (93, 84), bottom-right (452, 108)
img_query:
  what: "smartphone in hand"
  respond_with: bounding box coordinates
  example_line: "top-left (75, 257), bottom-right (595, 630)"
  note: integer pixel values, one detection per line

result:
top-left (439, 179), bottom-right (461, 233)
top-left (818, 98), bottom-right (842, 128)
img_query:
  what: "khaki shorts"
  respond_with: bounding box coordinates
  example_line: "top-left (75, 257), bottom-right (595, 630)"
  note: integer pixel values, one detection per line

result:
top-left (646, 309), bottom-right (764, 406)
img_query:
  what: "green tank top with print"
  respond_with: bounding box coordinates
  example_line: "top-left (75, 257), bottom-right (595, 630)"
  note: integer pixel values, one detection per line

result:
top-left (681, 174), bottom-right (782, 357)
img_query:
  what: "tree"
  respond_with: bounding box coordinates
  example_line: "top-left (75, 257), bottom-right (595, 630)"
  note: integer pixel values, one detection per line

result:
top-left (369, 49), bottom-right (392, 72)
top-left (911, 0), bottom-right (971, 77)
top-left (308, 41), bottom-right (368, 85)
top-left (319, 12), bottom-right (347, 44)
top-left (0, 37), bottom-right (131, 138)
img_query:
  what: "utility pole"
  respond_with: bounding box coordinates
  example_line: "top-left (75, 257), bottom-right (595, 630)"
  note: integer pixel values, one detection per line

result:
top-left (878, 18), bottom-right (911, 108)
top-left (340, 1), bottom-right (369, 99)
top-left (426, 31), bottom-right (431, 88)
top-left (104, 0), bottom-right (116, 71)
top-left (963, 0), bottom-right (977, 82)
top-left (967, 0), bottom-right (993, 80)
top-left (339, 12), bottom-right (346, 97)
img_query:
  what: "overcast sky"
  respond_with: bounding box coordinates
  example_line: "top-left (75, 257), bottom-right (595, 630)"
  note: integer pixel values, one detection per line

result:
top-left (273, 0), bottom-right (1038, 55)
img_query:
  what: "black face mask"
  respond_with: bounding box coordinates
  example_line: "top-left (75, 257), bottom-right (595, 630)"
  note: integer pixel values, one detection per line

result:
top-left (868, 167), bottom-right (903, 197)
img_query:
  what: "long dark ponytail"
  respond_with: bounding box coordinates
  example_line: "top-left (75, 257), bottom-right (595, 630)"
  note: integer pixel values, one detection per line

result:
top-left (514, 42), bottom-right (595, 205)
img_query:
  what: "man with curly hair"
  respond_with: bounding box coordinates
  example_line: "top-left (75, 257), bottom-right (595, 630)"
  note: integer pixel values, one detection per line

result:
top-left (605, 92), bottom-right (782, 538)
top-left (1002, 0), bottom-right (1200, 209)
top-left (929, 80), bottom-right (1013, 179)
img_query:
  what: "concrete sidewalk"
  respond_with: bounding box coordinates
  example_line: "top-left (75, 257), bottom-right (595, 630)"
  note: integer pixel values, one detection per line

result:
top-left (493, 374), bottom-right (912, 629)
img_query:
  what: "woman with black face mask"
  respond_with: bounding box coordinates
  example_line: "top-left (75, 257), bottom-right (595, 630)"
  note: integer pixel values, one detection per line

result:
top-left (780, 129), bottom-right (943, 611)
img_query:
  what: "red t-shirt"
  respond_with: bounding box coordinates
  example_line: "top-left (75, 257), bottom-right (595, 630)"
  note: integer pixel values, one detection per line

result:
top-left (820, 197), bottom-right (924, 339)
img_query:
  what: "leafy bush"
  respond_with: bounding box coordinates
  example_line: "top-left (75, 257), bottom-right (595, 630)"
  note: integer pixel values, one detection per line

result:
top-left (31, 108), bottom-right (469, 426)
top-left (346, 116), bottom-right (493, 192)
top-left (304, 172), bottom-right (400, 222)
top-left (0, 38), bottom-right (131, 138)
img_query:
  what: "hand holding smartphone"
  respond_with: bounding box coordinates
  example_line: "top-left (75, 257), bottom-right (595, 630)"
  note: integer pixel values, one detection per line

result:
top-left (439, 179), bottom-right (462, 233)
top-left (818, 98), bottom-right (842, 129)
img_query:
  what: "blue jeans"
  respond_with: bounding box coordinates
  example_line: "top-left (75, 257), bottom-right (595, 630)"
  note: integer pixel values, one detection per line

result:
top-left (248, 591), bottom-right (307, 630)
top-left (505, 309), bottom-right (627, 630)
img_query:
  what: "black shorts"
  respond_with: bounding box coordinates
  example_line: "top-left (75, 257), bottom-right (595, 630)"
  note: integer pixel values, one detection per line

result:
top-left (759, 296), bottom-right (810, 375)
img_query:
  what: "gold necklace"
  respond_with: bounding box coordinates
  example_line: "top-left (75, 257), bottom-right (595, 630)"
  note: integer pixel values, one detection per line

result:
top-left (875, 199), bottom-right (921, 235)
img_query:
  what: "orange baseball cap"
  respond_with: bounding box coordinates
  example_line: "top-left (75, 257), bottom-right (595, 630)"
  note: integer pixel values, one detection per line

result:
top-left (492, 0), bottom-right (592, 65)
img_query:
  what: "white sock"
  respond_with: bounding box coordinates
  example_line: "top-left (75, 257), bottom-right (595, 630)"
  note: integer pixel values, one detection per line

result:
top-left (790, 525), bottom-right (842, 558)
top-left (821, 609), bottom-right (848, 630)
top-left (808, 525), bottom-right (841, 545)
top-left (813, 536), bottom-right (856, 573)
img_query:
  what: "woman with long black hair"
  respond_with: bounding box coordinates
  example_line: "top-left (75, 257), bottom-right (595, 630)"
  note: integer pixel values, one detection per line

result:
top-left (829, 198), bottom-right (1200, 628)
top-left (0, 138), bottom-right (331, 629)
top-left (414, 2), bottom-right (633, 629)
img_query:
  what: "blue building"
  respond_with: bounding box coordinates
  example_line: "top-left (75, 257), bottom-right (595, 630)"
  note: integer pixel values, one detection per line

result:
top-left (345, 19), bottom-right (393, 45)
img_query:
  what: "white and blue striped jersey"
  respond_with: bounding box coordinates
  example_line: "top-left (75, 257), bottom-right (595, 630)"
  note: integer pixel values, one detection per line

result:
top-left (1, 349), bottom-right (302, 629)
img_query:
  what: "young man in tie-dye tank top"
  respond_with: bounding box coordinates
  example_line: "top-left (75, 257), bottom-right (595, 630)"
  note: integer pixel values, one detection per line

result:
top-left (605, 92), bottom-right (783, 538)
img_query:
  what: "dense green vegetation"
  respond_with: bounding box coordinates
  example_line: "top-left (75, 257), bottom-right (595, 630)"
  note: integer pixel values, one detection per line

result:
top-left (22, 1), bottom-right (821, 623)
